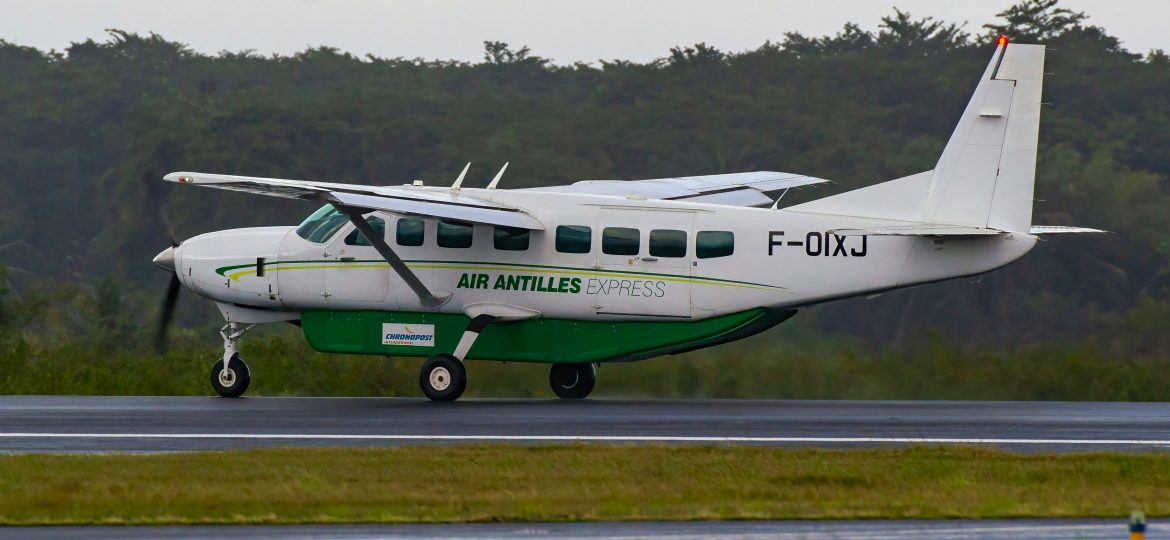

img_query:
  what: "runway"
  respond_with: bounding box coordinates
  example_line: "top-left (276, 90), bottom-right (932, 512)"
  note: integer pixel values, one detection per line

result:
top-left (1, 396), bottom-right (1169, 452)
top-left (0, 520), bottom-right (1144, 539)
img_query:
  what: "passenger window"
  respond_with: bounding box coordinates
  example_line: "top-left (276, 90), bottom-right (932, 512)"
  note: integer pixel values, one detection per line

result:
top-left (396, 218), bottom-right (425, 247)
top-left (344, 216), bottom-right (386, 246)
top-left (602, 227), bottom-right (639, 256)
top-left (494, 226), bottom-right (529, 251)
top-left (437, 219), bottom-right (473, 248)
top-left (556, 225), bottom-right (591, 254)
top-left (696, 231), bottom-right (734, 259)
top-left (649, 229), bottom-right (687, 258)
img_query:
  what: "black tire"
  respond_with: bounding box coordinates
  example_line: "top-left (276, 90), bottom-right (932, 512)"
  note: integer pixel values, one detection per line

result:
top-left (549, 363), bottom-right (596, 399)
top-left (210, 354), bottom-right (251, 398)
top-left (420, 354), bottom-right (466, 401)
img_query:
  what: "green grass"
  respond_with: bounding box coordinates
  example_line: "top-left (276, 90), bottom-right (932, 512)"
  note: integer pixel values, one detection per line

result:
top-left (0, 445), bottom-right (1167, 524)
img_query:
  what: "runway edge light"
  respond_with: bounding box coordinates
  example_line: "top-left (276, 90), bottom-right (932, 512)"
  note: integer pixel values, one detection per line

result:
top-left (1130, 510), bottom-right (1146, 540)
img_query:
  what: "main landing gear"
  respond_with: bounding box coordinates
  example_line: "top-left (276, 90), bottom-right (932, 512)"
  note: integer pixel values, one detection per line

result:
top-left (418, 315), bottom-right (495, 401)
top-left (549, 363), bottom-right (596, 399)
top-left (418, 357), bottom-right (599, 401)
top-left (416, 314), bottom-right (599, 401)
top-left (212, 322), bottom-right (253, 398)
top-left (419, 353), bottom-right (467, 401)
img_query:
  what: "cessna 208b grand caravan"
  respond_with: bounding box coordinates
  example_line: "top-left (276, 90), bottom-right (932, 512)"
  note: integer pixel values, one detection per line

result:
top-left (153, 39), bottom-right (1100, 401)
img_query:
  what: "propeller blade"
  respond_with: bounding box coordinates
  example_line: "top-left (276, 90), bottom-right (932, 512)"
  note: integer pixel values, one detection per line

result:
top-left (159, 205), bottom-right (178, 247)
top-left (154, 273), bottom-right (181, 352)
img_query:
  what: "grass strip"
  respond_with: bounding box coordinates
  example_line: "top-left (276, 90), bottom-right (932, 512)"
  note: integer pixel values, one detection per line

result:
top-left (0, 445), bottom-right (1166, 524)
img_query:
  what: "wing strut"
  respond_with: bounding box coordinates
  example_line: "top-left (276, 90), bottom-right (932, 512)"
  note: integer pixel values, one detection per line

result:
top-left (335, 205), bottom-right (450, 309)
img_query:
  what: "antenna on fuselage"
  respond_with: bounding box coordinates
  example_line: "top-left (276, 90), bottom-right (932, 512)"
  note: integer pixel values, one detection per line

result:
top-left (451, 162), bottom-right (471, 191)
top-left (770, 188), bottom-right (791, 210)
top-left (486, 162), bottom-right (509, 190)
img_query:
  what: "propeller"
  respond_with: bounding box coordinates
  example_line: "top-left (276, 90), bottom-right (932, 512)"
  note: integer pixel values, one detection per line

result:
top-left (160, 203), bottom-right (179, 248)
top-left (154, 201), bottom-right (182, 352)
top-left (154, 271), bottom-right (181, 351)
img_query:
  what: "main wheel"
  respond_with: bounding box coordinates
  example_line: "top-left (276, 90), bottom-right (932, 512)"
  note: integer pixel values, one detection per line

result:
top-left (210, 354), bottom-right (251, 398)
top-left (420, 354), bottom-right (466, 401)
top-left (549, 363), bottom-right (596, 399)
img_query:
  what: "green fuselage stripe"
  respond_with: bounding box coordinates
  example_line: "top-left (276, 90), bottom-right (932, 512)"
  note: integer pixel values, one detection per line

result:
top-left (216, 259), bottom-right (785, 291)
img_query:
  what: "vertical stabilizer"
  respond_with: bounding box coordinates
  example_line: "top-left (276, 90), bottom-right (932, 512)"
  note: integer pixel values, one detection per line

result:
top-left (927, 41), bottom-right (1046, 232)
top-left (787, 41), bottom-right (1046, 233)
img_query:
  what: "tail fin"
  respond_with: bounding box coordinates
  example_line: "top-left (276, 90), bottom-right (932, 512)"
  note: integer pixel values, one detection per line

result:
top-left (789, 40), bottom-right (1046, 233)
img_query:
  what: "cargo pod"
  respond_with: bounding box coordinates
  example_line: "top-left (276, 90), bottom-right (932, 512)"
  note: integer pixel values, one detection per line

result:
top-left (300, 309), bottom-right (768, 362)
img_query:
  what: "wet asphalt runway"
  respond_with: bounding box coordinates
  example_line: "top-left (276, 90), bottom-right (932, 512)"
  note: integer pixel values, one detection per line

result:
top-left (0, 520), bottom-right (1148, 539)
top-left (1, 396), bottom-right (1169, 452)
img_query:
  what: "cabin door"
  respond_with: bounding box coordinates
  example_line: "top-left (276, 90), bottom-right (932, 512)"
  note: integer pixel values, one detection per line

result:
top-left (593, 208), bottom-right (694, 319)
top-left (322, 215), bottom-right (392, 308)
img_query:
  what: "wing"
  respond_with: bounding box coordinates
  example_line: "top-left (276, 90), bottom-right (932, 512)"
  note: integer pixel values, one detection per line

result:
top-left (523, 171), bottom-right (829, 207)
top-left (164, 171), bottom-right (543, 230)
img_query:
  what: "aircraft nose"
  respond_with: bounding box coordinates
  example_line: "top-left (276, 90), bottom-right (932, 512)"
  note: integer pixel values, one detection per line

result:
top-left (153, 246), bottom-right (177, 272)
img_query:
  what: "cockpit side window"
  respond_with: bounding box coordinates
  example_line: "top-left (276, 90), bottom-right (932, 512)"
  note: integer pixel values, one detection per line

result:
top-left (344, 215), bottom-right (386, 246)
top-left (295, 205), bottom-right (349, 243)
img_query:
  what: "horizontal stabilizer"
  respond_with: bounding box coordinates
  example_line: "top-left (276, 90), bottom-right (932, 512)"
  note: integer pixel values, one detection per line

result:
top-left (832, 224), bottom-right (1107, 237)
top-left (830, 224), bottom-right (1004, 237)
top-left (1029, 225), bottom-right (1107, 235)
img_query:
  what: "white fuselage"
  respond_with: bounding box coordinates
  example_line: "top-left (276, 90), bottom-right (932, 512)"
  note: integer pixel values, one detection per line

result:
top-left (172, 186), bottom-right (1037, 322)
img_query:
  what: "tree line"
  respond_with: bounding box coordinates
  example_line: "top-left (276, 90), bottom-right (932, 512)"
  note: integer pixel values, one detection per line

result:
top-left (2, 0), bottom-right (1169, 371)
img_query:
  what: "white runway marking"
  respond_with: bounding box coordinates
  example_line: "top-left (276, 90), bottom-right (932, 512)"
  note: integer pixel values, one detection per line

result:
top-left (0, 433), bottom-right (1168, 446)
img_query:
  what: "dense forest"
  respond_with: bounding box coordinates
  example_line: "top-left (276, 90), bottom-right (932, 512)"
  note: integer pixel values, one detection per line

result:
top-left (2, 0), bottom-right (1170, 398)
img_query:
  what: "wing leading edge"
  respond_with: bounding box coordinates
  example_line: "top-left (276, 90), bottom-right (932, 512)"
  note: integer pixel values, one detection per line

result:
top-left (163, 171), bottom-right (543, 230)
top-left (524, 171), bottom-right (830, 207)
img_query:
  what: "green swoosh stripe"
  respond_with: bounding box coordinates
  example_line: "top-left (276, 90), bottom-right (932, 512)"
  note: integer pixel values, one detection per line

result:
top-left (215, 259), bottom-right (786, 292)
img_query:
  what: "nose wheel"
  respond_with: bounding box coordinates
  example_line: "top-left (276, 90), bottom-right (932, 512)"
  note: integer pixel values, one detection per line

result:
top-left (549, 363), bottom-right (596, 399)
top-left (211, 354), bottom-right (251, 398)
top-left (211, 322), bottom-right (254, 398)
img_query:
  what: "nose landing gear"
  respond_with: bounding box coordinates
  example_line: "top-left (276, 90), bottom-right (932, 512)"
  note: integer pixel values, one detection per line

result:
top-left (211, 354), bottom-right (251, 397)
top-left (212, 323), bottom-right (254, 398)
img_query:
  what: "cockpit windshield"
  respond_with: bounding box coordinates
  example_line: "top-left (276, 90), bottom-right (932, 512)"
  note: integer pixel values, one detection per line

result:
top-left (295, 205), bottom-right (349, 243)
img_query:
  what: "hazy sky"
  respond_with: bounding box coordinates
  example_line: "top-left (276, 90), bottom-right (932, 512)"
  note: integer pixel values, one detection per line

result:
top-left (0, 0), bottom-right (1163, 63)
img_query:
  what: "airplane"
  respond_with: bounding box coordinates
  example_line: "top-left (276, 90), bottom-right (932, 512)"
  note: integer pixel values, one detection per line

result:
top-left (152, 38), bottom-right (1101, 401)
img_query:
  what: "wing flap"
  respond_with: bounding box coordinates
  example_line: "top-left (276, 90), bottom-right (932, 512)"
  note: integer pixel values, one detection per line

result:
top-left (679, 189), bottom-right (774, 207)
